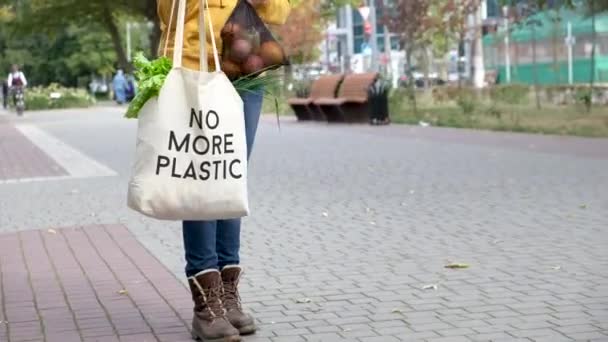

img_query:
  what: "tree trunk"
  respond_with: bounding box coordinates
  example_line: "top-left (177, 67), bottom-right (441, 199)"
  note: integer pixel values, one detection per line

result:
top-left (145, 0), bottom-right (161, 58)
top-left (423, 47), bottom-right (431, 90)
top-left (458, 35), bottom-right (464, 89)
top-left (551, 11), bottom-right (560, 83)
top-left (589, 0), bottom-right (596, 113)
top-left (405, 45), bottom-right (417, 115)
top-left (531, 24), bottom-right (541, 110)
top-left (472, 4), bottom-right (485, 88)
top-left (150, 20), bottom-right (162, 58)
top-left (101, 4), bottom-right (131, 72)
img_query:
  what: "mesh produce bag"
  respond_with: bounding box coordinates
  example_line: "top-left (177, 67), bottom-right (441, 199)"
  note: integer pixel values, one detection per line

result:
top-left (220, 0), bottom-right (288, 80)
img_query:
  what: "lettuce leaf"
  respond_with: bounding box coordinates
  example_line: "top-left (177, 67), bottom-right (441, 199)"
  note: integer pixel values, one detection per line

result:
top-left (125, 53), bottom-right (172, 119)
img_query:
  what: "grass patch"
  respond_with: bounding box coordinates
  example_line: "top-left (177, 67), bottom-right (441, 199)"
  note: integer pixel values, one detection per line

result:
top-left (262, 84), bottom-right (608, 138)
top-left (390, 100), bottom-right (608, 137)
top-left (389, 88), bottom-right (608, 138)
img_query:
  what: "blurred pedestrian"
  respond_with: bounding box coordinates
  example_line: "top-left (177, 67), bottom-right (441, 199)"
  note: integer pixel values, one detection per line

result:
top-left (112, 69), bottom-right (128, 104)
top-left (157, 0), bottom-right (290, 340)
top-left (125, 74), bottom-right (136, 102)
top-left (1, 80), bottom-right (8, 109)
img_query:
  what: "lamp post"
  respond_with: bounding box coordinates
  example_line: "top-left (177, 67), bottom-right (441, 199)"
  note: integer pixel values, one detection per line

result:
top-left (359, 1), bottom-right (378, 72)
top-left (369, 0), bottom-right (379, 72)
top-left (502, 5), bottom-right (511, 84)
top-left (566, 21), bottom-right (574, 85)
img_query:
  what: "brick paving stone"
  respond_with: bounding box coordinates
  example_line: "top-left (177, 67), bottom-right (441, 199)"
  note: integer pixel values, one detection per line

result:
top-left (426, 336), bottom-right (472, 342)
top-left (303, 332), bottom-right (346, 341)
top-left (0, 225), bottom-right (191, 342)
top-left (0, 124), bottom-right (67, 181)
top-left (360, 336), bottom-right (400, 342)
top-left (271, 336), bottom-right (306, 342)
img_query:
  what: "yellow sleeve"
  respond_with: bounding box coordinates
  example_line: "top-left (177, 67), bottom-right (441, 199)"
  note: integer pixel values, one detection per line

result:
top-left (254, 0), bottom-right (291, 25)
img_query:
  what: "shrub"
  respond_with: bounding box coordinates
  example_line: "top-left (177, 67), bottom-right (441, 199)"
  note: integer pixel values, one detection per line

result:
top-left (432, 87), bottom-right (449, 103)
top-left (292, 80), bottom-right (311, 98)
top-left (574, 88), bottom-right (592, 111)
top-left (388, 88), bottom-right (410, 112)
top-left (489, 84), bottom-right (529, 104)
top-left (456, 94), bottom-right (476, 115)
top-left (24, 84), bottom-right (95, 110)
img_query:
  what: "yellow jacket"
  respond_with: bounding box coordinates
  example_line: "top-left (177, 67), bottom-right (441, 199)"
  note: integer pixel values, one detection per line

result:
top-left (158, 0), bottom-right (291, 70)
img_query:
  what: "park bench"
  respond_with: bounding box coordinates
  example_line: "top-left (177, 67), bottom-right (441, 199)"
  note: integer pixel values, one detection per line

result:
top-left (313, 72), bottom-right (379, 123)
top-left (288, 74), bottom-right (344, 121)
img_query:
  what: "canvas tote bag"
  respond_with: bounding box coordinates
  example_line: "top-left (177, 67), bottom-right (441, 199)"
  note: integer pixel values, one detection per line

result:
top-left (127, 0), bottom-right (249, 220)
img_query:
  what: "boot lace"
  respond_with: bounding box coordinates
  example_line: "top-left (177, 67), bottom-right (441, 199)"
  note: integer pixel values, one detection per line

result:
top-left (193, 280), bottom-right (226, 318)
top-left (206, 285), bottom-right (227, 317)
top-left (222, 279), bottom-right (242, 312)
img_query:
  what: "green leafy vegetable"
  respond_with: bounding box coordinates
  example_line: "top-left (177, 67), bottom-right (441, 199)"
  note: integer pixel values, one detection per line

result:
top-left (125, 53), bottom-right (281, 122)
top-left (125, 53), bottom-right (172, 119)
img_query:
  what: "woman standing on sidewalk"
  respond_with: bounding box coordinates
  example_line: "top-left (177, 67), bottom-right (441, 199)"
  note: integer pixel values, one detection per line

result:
top-left (157, 0), bottom-right (290, 341)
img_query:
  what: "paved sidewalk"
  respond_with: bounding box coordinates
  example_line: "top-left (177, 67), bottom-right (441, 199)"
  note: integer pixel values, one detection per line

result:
top-left (1, 108), bottom-right (608, 342)
top-left (0, 225), bottom-right (193, 342)
top-left (0, 124), bottom-right (67, 182)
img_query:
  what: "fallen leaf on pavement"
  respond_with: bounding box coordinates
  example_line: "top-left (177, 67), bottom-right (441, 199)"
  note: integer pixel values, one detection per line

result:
top-left (444, 263), bottom-right (469, 269)
top-left (117, 289), bottom-right (128, 295)
top-left (47, 229), bottom-right (57, 234)
top-left (422, 284), bottom-right (438, 290)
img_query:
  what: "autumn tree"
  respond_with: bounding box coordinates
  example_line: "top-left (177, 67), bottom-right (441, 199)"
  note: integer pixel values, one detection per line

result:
top-left (382, 0), bottom-right (431, 114)
top-left (275, 0), bottom-right (325, 64)
top-left (441, 0), bottom-right (480, 88)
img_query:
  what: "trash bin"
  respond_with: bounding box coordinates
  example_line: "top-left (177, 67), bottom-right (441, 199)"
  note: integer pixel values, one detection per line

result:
top-left (368, 80), bottom-right (390, 125)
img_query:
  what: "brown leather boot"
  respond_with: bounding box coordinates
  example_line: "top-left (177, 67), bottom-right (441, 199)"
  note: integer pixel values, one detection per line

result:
top-left (221, 266), bottom-right (256, 335)
top-left (188, 270), bottom-right (241, 342)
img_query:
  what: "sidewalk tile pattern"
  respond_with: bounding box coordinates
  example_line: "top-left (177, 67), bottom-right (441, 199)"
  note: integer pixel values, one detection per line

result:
top-left (0, 125), bottom-right (67, 181)
top-left (0, 225), bottom-right (192, 342)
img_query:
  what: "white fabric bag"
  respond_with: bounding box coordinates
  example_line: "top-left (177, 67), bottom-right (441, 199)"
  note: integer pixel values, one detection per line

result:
top-left (128, 0), bottom-right (249, 220)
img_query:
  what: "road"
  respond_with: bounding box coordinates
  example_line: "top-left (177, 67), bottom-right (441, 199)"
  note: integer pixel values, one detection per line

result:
top-left (1, 106), bottom-right (607, 341)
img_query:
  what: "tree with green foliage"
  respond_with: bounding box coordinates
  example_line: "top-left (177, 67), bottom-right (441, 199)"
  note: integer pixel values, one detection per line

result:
top-left (0, 2), bottom-right (123, 87)
top-left (12, 0), bottom-right (158, 71)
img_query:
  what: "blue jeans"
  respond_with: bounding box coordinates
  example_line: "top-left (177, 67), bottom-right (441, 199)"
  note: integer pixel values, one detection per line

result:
top-left (182, 90), bottom-right (263, 277)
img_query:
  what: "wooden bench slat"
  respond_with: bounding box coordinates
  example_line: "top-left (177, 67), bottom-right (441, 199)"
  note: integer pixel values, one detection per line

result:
top-left (287, 98), bottom-right (313, 105)
top-left (314, 98), bottom-right (347, 106)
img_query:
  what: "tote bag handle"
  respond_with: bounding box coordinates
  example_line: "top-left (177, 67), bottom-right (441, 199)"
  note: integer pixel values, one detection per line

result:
top-left (163, 0), bottom-right (221, 72)
top-left (199, 0), bottom-right (222, 72)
